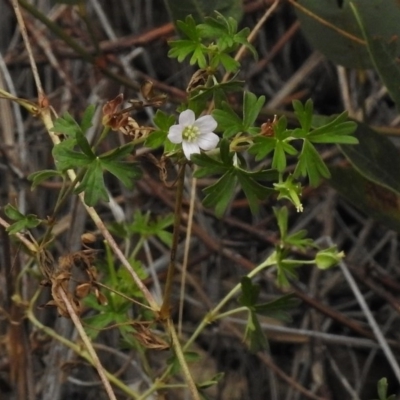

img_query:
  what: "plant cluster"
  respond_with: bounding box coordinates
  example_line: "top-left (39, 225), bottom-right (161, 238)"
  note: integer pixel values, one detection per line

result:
top-left (9, 4), bottom-right (398, 400)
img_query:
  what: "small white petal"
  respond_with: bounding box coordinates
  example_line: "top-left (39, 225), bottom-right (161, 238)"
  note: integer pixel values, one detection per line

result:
top-left (168, 125), bottom-right (184, 143)
top-left (182, 141), bottom-right (200, 160)
top-left (197, 132), bottom-right (220, 151)
top-left (194, 115), bottom-right (217, 132)
top-left (179, 109), bottom-right (195, 125)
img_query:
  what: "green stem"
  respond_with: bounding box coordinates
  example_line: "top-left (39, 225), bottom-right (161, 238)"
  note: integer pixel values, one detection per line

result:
top-left (214, 306), bottom-right (248, 321)
top-left (160, 164), bottom-right (186, 319)
top-left (129, 235), bottom-right (146, 261)
top-left (184, 251), bottom-right (277, 350)
top-left (167, 318), bottom-right (201, 400)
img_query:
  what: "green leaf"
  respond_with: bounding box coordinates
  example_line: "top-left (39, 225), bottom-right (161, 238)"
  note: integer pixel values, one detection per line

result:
top-left (238, 276), bottom-right (260, 308)
top-left (293, 99), bottom-right (313, 132)
top-left (212, 52), bottom-right (239, 73)
top-left (376, 377), bottom-right (396, 400)
top-left (75, 159), bottom-right (109, 206)
top-left (4, 204), bottom-right (41, 234)
top-left (276, 258), bottom-right (301, 288)
top-left (169, 40), bottom-right (207, 68)
top-left (213, 102), bottom-right (243, 138)
top-left (213, 92), bottom-right (264, 137)
top-left (123, 211), bottom-right (174, 247)
top-left (51, 112), bottom-right (81, 138)
top-left (285, 229), bottom-right (314, 251)
top-left (84, 312), bottom-right (115, 340)
top-left (192, 155), bottom-right (228, 177)
top-left (253, 293), bottom-right (299, 323)
top-left (294, 140), bottom-right (330, 186)
top-left (100, 143), bottom-right (135, 161)
top-left (168, 16), bottom-right (209, 67)
top-left (28, 170), bottom-right (64, 190)
top-left (145, 110), bottom-right (175, 149)
top-left (239, 277), bottom-right (299, 323)
top-left (4, 204), bottom-right (24, 220)
top-left (273, 206), bottom-right (288, 240)
top-left (102, 161), bottom-right (141, 189)
top-left (249, 136), bottom-right (276, 161)
top-left (189, 78), bottom-right (243, 103)
top-left (198, 13), bottom-right (237, 47)
top-left (274, 175), bottom-right (303, 212)
top-left (244, 311), bottom-right (268, 352)
top-left (80, 104), bottom-right (96, 135)
top-left (75, 131), bottom-right (94, 159)
top-left (250, 115), bottom-right (297, 169)
top-left (193, 142), bottom-right (274, 216)
top-left (243, 92), bottom-right (265, 129)
top-left (202, 170), bottom-right (237, 216)
top-left (339, 122), bottom-right (400, 195)
top-left (52, 141), bottom-right (93, 171)
top-left (307, 111), bottom-right (357, 144)
top-left (236, 169), bottom-right (273, 214)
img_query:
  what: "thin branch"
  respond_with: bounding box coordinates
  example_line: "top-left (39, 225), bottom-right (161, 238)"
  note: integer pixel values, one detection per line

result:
top-left (57, 288), bottom-right (118, 400)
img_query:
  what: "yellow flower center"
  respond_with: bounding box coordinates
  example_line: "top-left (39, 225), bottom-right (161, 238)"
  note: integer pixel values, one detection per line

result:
top-left (182, 125), bottom-right (200, 142)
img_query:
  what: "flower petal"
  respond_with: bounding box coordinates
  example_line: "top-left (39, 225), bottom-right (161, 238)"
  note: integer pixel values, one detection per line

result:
top-left (194, 115), bottom-right (217, 133)
top-left (182, 141), bottom-right (200, 160)
top-left (179, 109), bottom-right (195, 125)
top-left (197, 132), bottom-right (220, 151)
top-left (168, 125), bottom-right (184, 143)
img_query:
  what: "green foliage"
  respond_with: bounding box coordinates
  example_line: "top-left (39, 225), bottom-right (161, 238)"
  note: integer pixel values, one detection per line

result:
top-left (168, 13), bottom-right (256, 74)
top-left (249, 100), bottom-right (357, 188)
top-left (6, 7), bottom-right (363, 398)
top-left (192, 139), bottom-right (276, 216)
top-left (274, 207), bottom-right (314, 251)
top-left (374, 378), bottom-right (396, 400)
top-left (251, 116), bottom-right (297, 171)
top-left (84, 258), bottom-right (148, 341)
top-left (273, 175), bottom-right (304, 213)
top-left (51, 107), bottom-right (141, 206)
top-left (188, 78), bottom-right (243, 114)
top-left (238, 277), bottom-right (299, 351)
top-left (291, 100), bottom-right (357, 186)
top-left (110, 210), bottom-right (174, 247)
top-left (145, 110), bottom-right (175, 149)
top-left (273, 207), bottom-right (315, 286)
top-left (4, 204), bottom-right (41, 234)
top-left (189, 96), bottom-right (357, 215)
top-left (28, 169), bottom-right (64, 189)
top-left (213, 92), bottom-right (265, 137)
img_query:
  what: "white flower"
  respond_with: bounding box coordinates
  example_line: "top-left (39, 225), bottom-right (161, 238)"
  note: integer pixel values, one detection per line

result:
top-left (167, 109), bottom-right (219, 160)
